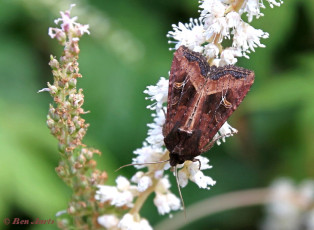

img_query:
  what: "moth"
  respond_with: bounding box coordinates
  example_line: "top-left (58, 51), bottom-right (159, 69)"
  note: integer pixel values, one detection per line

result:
top-left (163, 45), bottom-right (255, 167)
top-left (116, 46), bottom-right (255, 214)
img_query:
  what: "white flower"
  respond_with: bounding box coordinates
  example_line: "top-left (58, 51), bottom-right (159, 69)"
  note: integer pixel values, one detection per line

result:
top-left (214, 121), bottom-right (238, 145)
top-left (138, 176), bottom-right (153, 192)
top-left (177, 156), bottom-right (216, 189)
top-left (131, 172), bottom-right (153, 192)
top-left (240, 0), bottom-right (265, 22)
top-left (226, 12), bottom-right (241, 29)
top-left (167, 18), bottom-right (206, 51)
top-left (154, 177), bottom-right (181, 215)
top-left (203, 15), bottom-right (229, 42)
top-left (211, 58), bottom-right (221, 66)
top-left (49, 4), bottom-right (90, 42)
top-left (77, 24), bottom-right (90, 36)
top-left (266, 0), bottom-right (283, 8)
top-left (240, 0), bottom-right (283, 22)
top-left (116, 176), bottom-right (132, 191)
top-left (262, 178), bottom-right (314, 230)
top-left (199, 0), bottom-right (226, 18)
top-left (131, 171), bottom-right (145, 183)
top-left (48, 27), bottom-right (66, 41)
top-left (203, 43), bottom-right (219, 59)
top-left (98, 214), bottom-right (119, 230)
top-left (95, 176), bottom-right (137, 208)
top-left (54, 4), bottom-right (78, 32)
top-left (144, 77), bottom-right (168, 111)
top-left (132, 143), bottom-right (166, 169)
top-left (154, 193), bottom-right (181, 215)
top-left (146, 109), bottom-right (166, 148)
top-left (155, 177), bottom-right (171, 193)
top-left (199, 0), bottom-right (230, 43)
top-left (167, 0), bottom-right (283, 64)
top-left (306, 209), bottom-right (314, 230)
top-left (220, 48), bottom-right (241, 65)
top-left (118, 214), bottom-right (153, 230)
top-left (233, 21), bottom-right (269, 57)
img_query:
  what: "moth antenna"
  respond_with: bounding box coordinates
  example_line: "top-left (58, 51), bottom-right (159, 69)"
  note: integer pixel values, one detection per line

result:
top-left (174, 165), bottom-right (186, 220)
top-left (115, 159), bottom-right (170, 172)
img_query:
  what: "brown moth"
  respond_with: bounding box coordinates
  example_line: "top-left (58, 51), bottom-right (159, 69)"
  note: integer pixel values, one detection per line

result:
top-left (163, 45), bottom-right (255, 167)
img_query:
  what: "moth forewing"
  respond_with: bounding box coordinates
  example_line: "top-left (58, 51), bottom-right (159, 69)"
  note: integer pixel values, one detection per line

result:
top-left (164, 46), bottom-right (255, 167)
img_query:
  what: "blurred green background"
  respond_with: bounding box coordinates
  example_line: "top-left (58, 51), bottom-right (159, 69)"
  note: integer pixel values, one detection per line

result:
top-left (0, 0), bottom-right (313, 229)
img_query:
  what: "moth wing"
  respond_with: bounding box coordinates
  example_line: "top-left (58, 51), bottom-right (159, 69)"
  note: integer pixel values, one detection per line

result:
top-left (163, 46), bottom-right (205, 138)
top-left (198, 68), bottom-right (255, 153)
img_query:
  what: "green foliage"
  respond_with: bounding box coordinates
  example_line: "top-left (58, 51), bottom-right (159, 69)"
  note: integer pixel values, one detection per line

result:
top-left (0, 0), bottom-right (313, 229)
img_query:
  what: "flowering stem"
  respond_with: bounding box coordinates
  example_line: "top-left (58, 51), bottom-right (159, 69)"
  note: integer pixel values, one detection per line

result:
top-left (154, 188), bottom-right (270, 230)
top-left (130, 152), bottom-right (170, 215)
top-left (130, 181), bottom-right (158, 215)
top-left (46, 6), bottom-right (107, 229)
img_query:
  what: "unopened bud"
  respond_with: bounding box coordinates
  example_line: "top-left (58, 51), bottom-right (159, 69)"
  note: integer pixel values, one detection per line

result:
top-left (65, 64), bottom-right (74, 74)
top-left (68, 206), bottom-right (76, 214)
top-left (47, 83), bottom-right (58, 94)
top-left (49, 56), bottom-right (59, 70)
top-left (47, 117), bottom-right (55, 128)
top-left (68, 125), bottom-right (76, 134)
top-left (68, 78), bottom-right (77, 88)
top-left (58, 143), bottom-right (66, 153)
top-left (78, 154), bottom-right (86, 164)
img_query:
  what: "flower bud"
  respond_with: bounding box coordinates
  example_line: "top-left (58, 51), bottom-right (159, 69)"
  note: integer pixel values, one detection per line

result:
top-left (68, 205), bottom-right (76, 215)
top-left (47, 117), bottom-right (55, 128)
top-left (68, 124), bottom-right (76, 135)
top-left (49, 56), bottom-right (59, 70)
top-left (58, 143), bottom-right (66, 153)
top-left (68, 78), bottom-right (77, 88)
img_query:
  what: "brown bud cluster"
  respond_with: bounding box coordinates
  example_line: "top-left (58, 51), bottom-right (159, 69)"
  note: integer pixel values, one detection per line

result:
top-left (47, 6), bottom-right (106, 229)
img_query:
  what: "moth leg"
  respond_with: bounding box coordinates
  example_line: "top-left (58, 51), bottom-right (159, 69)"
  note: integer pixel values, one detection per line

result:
top-left (174, 81), bottom-right (184, 89)
top-left (161, 107), bottom-right (166, 117)
top-left (219, 77), bottom-right (232, 108)
top-left (201, 139), bottom-right (216, 153)
top-left (192, 158), bottom-right (201, 170)
top-left (170, 96), bottom-right (180, 106)
top-left (222, 97), bottom-right (232, 108)
top-left (202, 128), bottom-right (238, 153)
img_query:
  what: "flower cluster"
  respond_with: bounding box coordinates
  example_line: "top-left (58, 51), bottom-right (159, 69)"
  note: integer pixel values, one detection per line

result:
top-left (262, 178), bottom-right (314, 230)
top-left (48, 4), bottom-right (90, 44)
top-left (98, 213), bottom-right (152, 230)
top-left (167, 0), bottom-right (283, 65)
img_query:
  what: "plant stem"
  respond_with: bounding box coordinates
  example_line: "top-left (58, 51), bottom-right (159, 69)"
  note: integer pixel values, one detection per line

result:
top-left (154, 188), bottom-right (270, 230)
top-left (129, 152), bottom-right (170, 215)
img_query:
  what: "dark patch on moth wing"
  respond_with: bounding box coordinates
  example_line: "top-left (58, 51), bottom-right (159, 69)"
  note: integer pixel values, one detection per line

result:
top-left (174, 83), bottom-right (197, 109)
top-left (209, 65), bottom-right (253, 80)
top-left (201, 94), bottom-right (216, 115)
top-left (164, 121), bottom-right (181, 152)
top-left (181, 46), bottom-right (210, 77)
top-left (197, 78), bottom-right (242, 152)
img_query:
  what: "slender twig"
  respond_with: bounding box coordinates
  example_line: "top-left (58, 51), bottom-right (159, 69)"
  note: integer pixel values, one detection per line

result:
top-left (154, 188), bottom-right (270, 230)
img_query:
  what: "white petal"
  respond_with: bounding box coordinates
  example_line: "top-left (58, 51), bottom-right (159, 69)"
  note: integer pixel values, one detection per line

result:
top-left (98, 214), bottom-right (119, 229)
